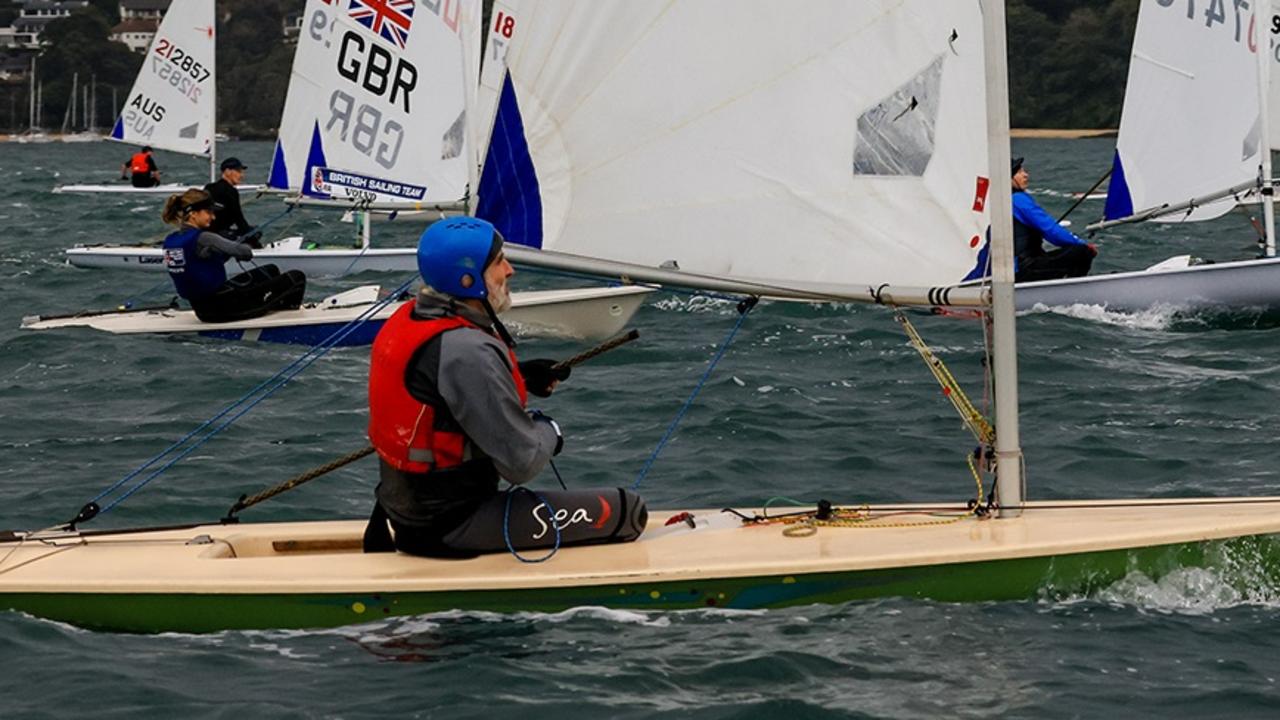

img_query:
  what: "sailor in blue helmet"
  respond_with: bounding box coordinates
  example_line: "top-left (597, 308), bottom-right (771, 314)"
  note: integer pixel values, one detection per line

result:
top-left (363, 217), bottom-right (647, 557)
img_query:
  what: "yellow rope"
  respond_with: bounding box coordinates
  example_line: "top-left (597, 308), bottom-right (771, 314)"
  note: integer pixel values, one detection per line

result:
top-left (894, 310), bottom-right (994, 445)
top-left (765, 312), bottom-right (995, 537)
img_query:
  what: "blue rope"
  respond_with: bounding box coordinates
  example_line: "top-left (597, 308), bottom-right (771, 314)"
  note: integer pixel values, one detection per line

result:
top-left (89, 275), bottom-right (418, 515)
top-left (632, 297), bottom-right (757, 490)
top-left (503, 485), bottom-right (562, 563)
top-left (254, 205), bottom-right (294, 233)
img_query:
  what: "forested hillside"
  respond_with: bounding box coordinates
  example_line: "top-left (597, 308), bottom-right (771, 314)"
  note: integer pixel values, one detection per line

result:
top-left (3, 0), bottom-right (1138, 135)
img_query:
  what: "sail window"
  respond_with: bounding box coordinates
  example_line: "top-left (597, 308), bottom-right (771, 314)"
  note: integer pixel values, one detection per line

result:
top-left (853, 55), bottom-right (944, 177)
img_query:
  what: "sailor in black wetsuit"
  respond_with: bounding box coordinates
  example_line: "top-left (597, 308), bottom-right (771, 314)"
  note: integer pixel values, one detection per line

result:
top-left (160, 188), bottom-right (305, 323)
top-left (204, 157), bottom-right (262, 248)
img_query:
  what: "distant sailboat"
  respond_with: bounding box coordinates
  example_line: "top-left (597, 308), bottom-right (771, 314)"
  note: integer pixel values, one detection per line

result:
top-left (41, 0), bottom-right (647, 343)
top-left (63, 73), bottom-right (102, 143)
top-left (53, 0), bottom-right (256, 194)
top-left (15, 57), bottom-right (51, 144)
top-left (1025, 0), bottom-right (1280, 312)
top-left (7, 0), bottom-right (1280, 635)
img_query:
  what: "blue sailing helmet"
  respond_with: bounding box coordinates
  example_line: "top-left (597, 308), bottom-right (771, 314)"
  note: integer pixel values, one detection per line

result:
top-left (417, 217), bottom-right (503, 299)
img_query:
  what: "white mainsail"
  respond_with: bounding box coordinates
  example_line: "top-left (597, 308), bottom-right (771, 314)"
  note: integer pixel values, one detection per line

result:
top-left (476, 0), bottom-right (992, 289)
top-left (267, 0), bottom-right (480, 205)
top-left (108, 0), bottom-right (216, 161)
top-left (1104, 0), bottom-right (1264, 223)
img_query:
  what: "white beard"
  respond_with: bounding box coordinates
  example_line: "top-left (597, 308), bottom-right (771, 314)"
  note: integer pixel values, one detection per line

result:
top-left (487, 282), bottom-right (512, 314)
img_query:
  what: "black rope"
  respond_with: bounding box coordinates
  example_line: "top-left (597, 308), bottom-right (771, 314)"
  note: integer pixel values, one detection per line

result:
top-left (1057, 168), bottom-right (1111, 224)
top-left (223, 446), bottom-right (377, 522)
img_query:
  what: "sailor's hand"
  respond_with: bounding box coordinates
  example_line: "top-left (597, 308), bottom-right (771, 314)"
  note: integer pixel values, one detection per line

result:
top-left (241, 228), bottom-right (264, 248)
top-left (1087, 243), bottom-right (1098, 257)
top-left (519, 358), bottom-right (571, 398)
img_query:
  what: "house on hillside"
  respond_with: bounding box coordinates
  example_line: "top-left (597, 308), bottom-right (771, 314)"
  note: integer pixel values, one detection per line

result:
top-left (110, 0), bottom-right (170, 53)
top-left (12, 0), bottom-right (90, 47)
top-left (283, 10), bottom-right (304, 44)
top-left (119, 0), bottom-right (169, 21)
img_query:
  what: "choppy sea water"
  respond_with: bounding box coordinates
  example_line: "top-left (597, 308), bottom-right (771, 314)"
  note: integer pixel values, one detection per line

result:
top-left (3, 139), bottom-right (1280, 718)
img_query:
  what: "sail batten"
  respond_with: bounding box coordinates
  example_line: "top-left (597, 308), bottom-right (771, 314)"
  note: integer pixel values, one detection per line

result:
top-left (478, 1), bottom-right (991, 290)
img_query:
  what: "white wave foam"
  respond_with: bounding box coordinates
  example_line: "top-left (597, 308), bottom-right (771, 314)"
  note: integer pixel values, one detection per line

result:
top-left (1055, 540), bottom-right (1280, 614)
top-left (651, 295), bottom-right (737, 314)
top-left (1021, 302), bottom-right (1181, 330)
top-left (1092, 565), bottom-right (1280, 614)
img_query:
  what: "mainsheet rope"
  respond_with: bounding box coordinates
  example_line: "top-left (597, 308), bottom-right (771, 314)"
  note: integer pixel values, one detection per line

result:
top-left (72, 274), bottom-right (418, 525)
top-left (632, 295), bottom-right (758, 490)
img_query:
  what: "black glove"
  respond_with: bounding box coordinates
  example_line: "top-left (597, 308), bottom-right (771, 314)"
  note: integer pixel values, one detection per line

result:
top-left (529, 409), bottom-right (564, 455)
top-left (240, 227), bottom-right (264, 249)
top-left (519, 358), bottom-right (571, 398)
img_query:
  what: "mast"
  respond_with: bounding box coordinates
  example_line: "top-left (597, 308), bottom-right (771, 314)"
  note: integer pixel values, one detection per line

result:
top-left (1255, 0), bottom-right (1276, 257)
top-left (61, 73), bottom-right (75, 134)
top-left (209, 25), bottom-right (217, 184)
top-left (980, 0), bottom-right (1024, 516)
top-left (28, 58), bottom-right (35, 130)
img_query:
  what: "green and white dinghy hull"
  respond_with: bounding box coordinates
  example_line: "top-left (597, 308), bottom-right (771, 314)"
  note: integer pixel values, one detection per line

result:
top-left (3, 499), bottom-right (1280, 634)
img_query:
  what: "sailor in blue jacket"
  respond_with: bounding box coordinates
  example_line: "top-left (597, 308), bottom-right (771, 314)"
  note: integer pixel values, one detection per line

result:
top-left (1011, 157), bottom-right (1096, 282)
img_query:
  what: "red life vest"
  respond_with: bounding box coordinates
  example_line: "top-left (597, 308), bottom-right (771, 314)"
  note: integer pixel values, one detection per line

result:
top-left (129, 151), bottom-right (152, 174)
top-left (367, 301), bottom-right (528, 474)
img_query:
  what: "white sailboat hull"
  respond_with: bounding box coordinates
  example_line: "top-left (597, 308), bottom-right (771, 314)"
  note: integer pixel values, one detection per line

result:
top-left (3, 498), bottom-right (1279, 633)
top-left (20, 285), bottom-right (652, 343)
top-left (52, 183), bottom-right (264, 196)
top-left (65, 237), bottom-right (418, 276)
top-left (1014, 255), bottom-right (1280, 312)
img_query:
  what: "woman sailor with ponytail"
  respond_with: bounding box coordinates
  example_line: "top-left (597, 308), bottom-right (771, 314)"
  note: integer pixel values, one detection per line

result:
top-left (160, 188), bottom-right (307, 323)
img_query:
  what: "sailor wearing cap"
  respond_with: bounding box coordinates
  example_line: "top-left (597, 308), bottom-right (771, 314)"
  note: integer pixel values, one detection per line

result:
top-left (1010, 156), bottom-right (1097, 282)
top-left (160, 188), bottom-right (306, 323)
top-left (203, 157), bottom-right (262, 247)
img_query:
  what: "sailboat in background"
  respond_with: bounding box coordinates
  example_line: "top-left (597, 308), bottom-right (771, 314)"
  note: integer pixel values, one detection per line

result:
top-left (1016, 0), bottom-right (1280, 311)
top-left (53, 0), bottom-right (258, 194)
top-left (62, 73), bottom-right (103, 143)
top-left (15, 56), bottom-right (52, 144)
top-left (5, 0), bottom-right (1280, 634)
top-left (37, 0), bottom-right (647, 343)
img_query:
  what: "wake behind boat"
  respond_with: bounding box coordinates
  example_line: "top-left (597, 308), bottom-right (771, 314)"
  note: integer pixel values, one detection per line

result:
top-left (20, 284), bottom-right (653, 344)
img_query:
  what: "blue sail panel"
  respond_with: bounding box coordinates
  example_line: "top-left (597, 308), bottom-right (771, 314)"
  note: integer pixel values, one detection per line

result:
top-left (476, 73), bottom-right (543, 249)
top-left (267, 139), bottom-right (289, 190)
top-left (301, 122), bottom-right (329, 198)
top-left (110, 116), bottom-right (124, 140)
top-left (1103, 150), bottom-right (1133, 221)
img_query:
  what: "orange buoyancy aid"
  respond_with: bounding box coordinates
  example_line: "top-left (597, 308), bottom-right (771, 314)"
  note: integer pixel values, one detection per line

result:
top-left (368, 301), bottom-right (528, 474)
top-left (129, 151), bottom-right (152, 174)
